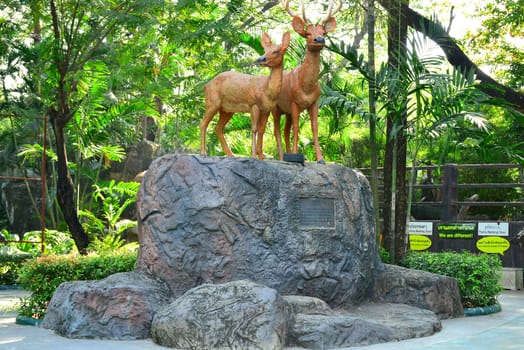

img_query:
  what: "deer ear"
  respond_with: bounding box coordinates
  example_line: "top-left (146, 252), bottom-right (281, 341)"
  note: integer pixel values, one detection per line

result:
top-left (281, 31), bottom-right (291, 50)
top-left (260, 32), bottom-right (272, 48)
top-left (292, 16), bottom-right (307, 37)
top-left (324, 17), bottom-right (337, 33)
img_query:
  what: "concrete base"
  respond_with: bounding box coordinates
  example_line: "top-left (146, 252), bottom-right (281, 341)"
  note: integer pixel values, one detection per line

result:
top-left (501, 267), bottom-right (523, 290)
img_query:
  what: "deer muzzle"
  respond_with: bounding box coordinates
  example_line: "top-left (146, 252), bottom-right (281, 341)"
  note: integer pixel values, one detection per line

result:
top-left (255, 56), bottom-right (267, 66)
top-left (308, 36), bottom-right (326, 51)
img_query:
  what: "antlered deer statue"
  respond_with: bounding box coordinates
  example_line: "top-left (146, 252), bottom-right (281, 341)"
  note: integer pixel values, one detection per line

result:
top-left (271, 0), bottom-right (341, 163)
top-left (200, 32), bottom-right (291, 159)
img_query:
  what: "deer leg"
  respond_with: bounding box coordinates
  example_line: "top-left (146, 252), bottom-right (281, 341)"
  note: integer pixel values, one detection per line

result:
top-left (250, 106), bottom-right (261, 158)
top-left (290, 104), bottom-right (301, 153)
top-left (256, 112), bottom-right (270, 160)
top-left (284, 113), bottom-right (292, 153)
top-left (200, 106), bottom-right (218, 155)
top-left (215, 111), bottom-right (234, 157)
top-left (309, 101), bottom-right (325, 163)
top-left (273, 110), bottom-right (284, 160)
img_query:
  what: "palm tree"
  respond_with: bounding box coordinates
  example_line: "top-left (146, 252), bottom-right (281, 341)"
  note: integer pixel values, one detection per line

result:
top-left (325, 25), bottom-right (492, 264)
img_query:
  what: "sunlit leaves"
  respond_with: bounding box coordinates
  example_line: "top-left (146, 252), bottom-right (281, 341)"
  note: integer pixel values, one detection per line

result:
top-left (463, 0), bottom-right (523, 89)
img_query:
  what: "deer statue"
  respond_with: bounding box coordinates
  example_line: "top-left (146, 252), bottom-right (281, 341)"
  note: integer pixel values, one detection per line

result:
top-left (200, 31), bottom-right (291, 159)
top-left (271, 0), bottom-right (341, 163)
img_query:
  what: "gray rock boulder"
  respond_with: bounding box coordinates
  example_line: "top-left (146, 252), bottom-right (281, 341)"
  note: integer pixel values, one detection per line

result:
top-left (151, 280), bottom-right (290, 350)
top-left (283, 295), bottom-right (333, 315)
top-left (137, 154), bottom-right (379, 308)
top-left (42, 271), bottom-right (171, 339)
top-left (41, 155), bottom-right (463, 346)
top-left (285, 296), bottom-right (440, 349)
top-left (288, 314), bottom-right (396, 349)
top-left (349, 302), bottom-right (442, 340)
top-left (150, 282), bottom-right (440, 350)
top-left (371, 263), bottom-right (464, 318)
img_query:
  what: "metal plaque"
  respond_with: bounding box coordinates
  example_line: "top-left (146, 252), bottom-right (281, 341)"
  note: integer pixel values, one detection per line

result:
top-left (299, 198), bottom-right (335, 228)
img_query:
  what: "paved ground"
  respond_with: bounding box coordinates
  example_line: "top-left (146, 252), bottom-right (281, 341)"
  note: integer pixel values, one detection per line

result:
top-left (1, 288), bottom-right (523, 349)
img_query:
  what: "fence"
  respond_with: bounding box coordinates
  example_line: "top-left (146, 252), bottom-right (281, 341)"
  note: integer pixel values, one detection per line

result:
top-left (360, 163), bottom-right (524, 268)
top-left (359, 163), bottom-right (524, 222)
top-left (410, 164), bottom-right (524, 221)
top-left (0, 114), bottom-right (47, 253)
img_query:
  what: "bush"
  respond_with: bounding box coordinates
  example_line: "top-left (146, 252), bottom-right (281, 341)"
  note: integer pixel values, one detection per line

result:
top-left (0, 248), bottom-right (34, 286)
top-left (403, 251), bottom-right (503, 308)
top-left (17, 250), bottom-right (137, 319)
top-left (0, 229), bottom-right (76, 256)
top-left (378, 247), bottom-right (391, 264)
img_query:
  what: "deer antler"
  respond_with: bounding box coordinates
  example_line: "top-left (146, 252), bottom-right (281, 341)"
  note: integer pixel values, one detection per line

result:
top-left (321, 0), bottom-right (342, 25)
top-left (283, 0), bottom-right (341, 24)
top-left (282, 0), bottom-right (308, 23)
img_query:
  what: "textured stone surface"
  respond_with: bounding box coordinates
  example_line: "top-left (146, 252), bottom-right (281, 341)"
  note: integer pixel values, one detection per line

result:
top-left (283, 295), bottom-right (333, 315)
top-left (42, 155), bottom-right (463, 345)
top-left (371, 263), bottom-right (464, 319)
top-left (349, 302), bottom-right (442, 340)
top-left (151, 280), bottom-right (290, 350)
top-left (286, 297), bottom-right (441, 348)
top-left (137, 154), bottom-right (379, 308)
top-left (42, 271), bottom-right (171, 339)
top-left (288, 314), bottom-right (396, 349)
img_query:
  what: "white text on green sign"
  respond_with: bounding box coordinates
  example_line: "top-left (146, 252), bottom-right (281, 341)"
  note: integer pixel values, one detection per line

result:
top-left (437, 223), bottom-right (476, 239)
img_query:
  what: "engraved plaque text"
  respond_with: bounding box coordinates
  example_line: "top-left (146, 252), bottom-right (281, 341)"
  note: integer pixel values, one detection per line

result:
top-left (299, 198), bottom-right (335, 228)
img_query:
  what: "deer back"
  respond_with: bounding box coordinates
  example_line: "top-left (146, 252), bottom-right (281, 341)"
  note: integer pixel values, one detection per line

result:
top-left (204, 31), bottom-right (291, 114)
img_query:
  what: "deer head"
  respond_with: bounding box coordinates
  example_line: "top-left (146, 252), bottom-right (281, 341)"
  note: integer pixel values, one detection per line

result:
top-left (255, 32), bottom-right (290, 68)
top-left (283, 0), bottom-right (341, 51)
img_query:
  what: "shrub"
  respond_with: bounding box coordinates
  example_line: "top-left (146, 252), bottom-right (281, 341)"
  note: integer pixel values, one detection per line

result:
top-left (0, 248), bottom-right (34, 286)
top-left (403, 251), bottom-right (503, 308)
top-left (17, 250), bottom-right (137, 319)
top-left (378, 247), bottom-right (391, 264)
top-left (0, 229), bottom-right (76, 256)
top-left (79, 180), bottom-right (139, 242)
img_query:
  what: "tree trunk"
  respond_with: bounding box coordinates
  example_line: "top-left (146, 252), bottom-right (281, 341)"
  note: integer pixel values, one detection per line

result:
top-left (382, 115), bottom-right (394, 260)
top-left (377, 0), bottom-right (524, 113)
top-left (395, 124), bottom-right (408, 262)
top-left (50, 111), bottom-right (90, 254)
top-left (367, 0), bottom-right (381, 241)
top-left (48, 0), bottom-right (90, 254)
top-left (381, 0), bottom-right (409, 264)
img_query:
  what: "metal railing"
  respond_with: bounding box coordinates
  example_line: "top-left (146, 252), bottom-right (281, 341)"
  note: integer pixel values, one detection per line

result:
top-left (359, 163), bottom-right (524, 222)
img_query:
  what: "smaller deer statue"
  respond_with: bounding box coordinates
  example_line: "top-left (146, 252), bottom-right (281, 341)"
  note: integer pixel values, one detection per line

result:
top-left (200, 31), bottom-right (291, 159)
top-left (271, 0), bottom-right (341, 163)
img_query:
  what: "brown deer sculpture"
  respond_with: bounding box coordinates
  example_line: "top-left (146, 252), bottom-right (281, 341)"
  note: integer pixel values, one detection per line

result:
top-left (271, 0), bottom-right (341, 163)
top-left (200, 31), bottom-right (291, 159)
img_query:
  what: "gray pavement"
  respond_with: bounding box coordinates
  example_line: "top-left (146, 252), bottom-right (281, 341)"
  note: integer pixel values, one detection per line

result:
top-left (1, 288), bottom-right (523, 349)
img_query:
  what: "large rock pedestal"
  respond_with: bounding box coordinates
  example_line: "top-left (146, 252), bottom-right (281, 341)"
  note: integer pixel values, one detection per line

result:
top-left (137, 154), bottom-right (378, 307)
top-left (43, 155), bottom-right (463, 348)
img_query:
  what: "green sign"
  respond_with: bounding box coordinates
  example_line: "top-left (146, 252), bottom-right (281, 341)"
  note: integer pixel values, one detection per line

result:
top-left (409, 235), bottom-right (432, 251)
top-left (476, 236), bottom-right (510, 255)
top-left (437, 223), bottom-right (476, 239)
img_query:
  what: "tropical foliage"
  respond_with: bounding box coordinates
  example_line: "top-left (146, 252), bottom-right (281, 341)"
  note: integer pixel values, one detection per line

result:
top-left (0, 1), bottom-right (523, 260)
